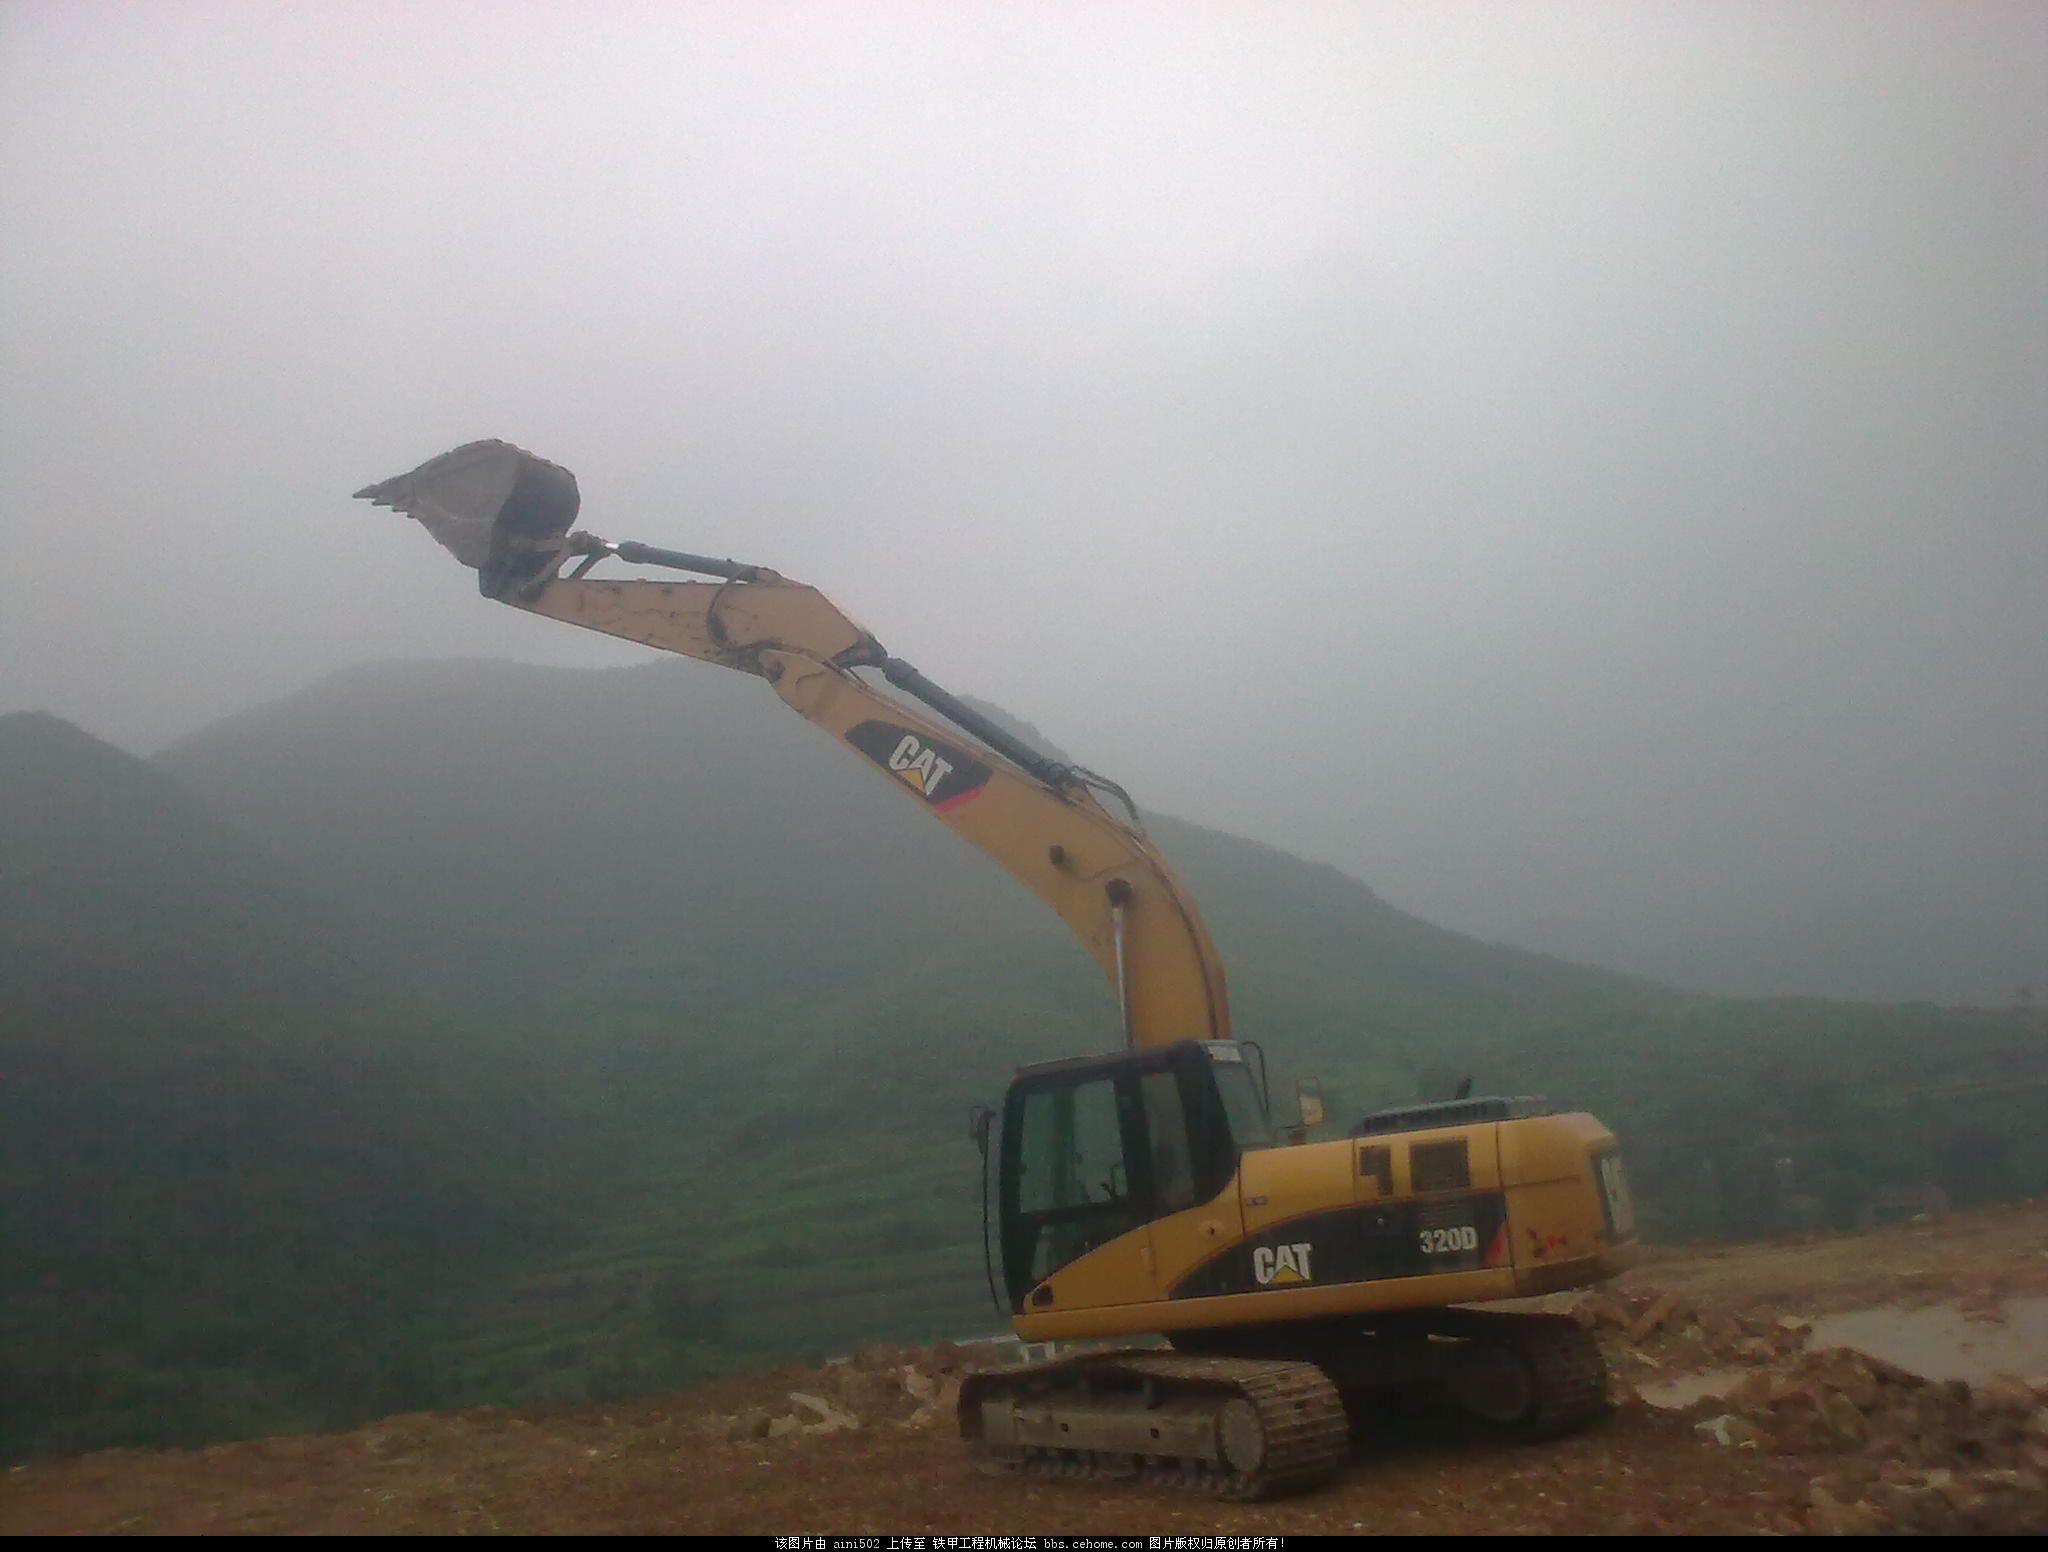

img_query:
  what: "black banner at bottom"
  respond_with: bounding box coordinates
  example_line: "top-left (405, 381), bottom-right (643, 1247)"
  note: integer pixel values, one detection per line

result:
top-left (769, 1539), bottom-right (1296, 1551)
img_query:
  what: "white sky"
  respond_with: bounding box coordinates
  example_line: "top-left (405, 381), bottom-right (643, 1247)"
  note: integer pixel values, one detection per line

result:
top-left (2, 1), bottom-right (2043, 1000)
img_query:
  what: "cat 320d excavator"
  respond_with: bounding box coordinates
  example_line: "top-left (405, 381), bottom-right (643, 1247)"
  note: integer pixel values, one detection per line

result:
top-left (358, 441), bottom-right (1637, 1500)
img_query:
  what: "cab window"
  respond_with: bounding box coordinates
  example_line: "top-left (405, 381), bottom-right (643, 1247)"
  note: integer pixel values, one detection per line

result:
top-left (1141, 1071), bottom-right (1198, 1214)
top-left (1214, 1060), bottom-right (1272, 1152)
top-left (1017, 1076), bottom-right (1127, 1212)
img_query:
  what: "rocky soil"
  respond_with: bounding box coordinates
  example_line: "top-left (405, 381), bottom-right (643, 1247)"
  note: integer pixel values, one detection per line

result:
top-left (6, 1202), bottom-right (2047, 1536)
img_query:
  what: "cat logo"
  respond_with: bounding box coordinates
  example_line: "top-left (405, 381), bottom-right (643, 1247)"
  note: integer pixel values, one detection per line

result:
top-left (886, 734), bottom-right (955, 799)
top-left (844, 721), bottom-right (993, 813)
top-left (1252, 1242), bottom-right (1314, 1286)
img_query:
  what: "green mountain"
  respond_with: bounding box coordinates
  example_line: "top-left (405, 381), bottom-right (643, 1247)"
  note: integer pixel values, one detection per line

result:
top-left (155, 662), bottom-right (2048, 1356)
top-left (0, 713), bottom-right (576, 1458)
top-left (0, 710), bottom-right (371, 1020)
top-left (6, 662), bottom-right (2044, 1461)
top-left (157, 659), bottom-right (1679, 1032)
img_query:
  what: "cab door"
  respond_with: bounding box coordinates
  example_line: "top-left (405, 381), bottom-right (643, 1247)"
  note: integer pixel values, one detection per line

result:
top-left (1138, 1067), bottom-right (1246, 1297)
top-left (1000, 1072), bottom-right (1154, 1313)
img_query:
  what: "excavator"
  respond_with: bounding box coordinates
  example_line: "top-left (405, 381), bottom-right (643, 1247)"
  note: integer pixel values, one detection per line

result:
top-left (358, 440), bottom-right (1638, 1499)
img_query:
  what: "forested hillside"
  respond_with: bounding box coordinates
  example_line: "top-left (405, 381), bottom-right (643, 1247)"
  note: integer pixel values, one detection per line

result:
top-left (3, 665), bottom-right (2041, 1460)
top-left (0, 714), bottom-right (580, 1457)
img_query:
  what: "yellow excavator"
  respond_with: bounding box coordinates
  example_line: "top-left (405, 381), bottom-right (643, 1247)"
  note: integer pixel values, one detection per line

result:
top-left (358, 440), bottom-right (1638, 1499)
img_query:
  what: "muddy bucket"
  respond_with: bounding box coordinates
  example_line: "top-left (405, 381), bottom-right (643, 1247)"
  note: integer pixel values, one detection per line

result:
top-left (356, 440), bottom-right (580, 596)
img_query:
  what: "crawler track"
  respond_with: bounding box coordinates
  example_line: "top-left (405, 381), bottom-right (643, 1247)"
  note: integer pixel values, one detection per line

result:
top-left (1514, 1318), bottom-right (1610, 1436)
top-left (1419, 1311), bottom-right (1613, 1436)
top-left (959, 1352), bottom-right (1349, 1500)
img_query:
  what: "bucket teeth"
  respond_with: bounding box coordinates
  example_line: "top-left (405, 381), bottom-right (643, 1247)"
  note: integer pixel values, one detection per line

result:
top-left (352, 474), bottom-right (415, 508)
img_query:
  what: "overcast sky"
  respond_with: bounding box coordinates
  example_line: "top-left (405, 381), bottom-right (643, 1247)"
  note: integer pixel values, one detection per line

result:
top-left (3, 1), bottom-right (2043, 1002)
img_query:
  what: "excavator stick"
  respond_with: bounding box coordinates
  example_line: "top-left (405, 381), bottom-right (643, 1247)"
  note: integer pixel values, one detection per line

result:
top-left (355, 439), bottom-right (582, 598)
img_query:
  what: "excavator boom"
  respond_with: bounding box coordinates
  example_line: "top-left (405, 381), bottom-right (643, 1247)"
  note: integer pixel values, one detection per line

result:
top-left (357, 439), bottom-right (1230, 1049)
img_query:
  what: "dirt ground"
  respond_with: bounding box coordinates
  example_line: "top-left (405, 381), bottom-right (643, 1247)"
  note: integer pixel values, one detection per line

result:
top-left (7, 1203), bottom-right (2047, 1537)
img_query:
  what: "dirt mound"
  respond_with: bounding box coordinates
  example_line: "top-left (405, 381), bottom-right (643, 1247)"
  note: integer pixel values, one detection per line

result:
top-left (1693, 1349), bottom-right (2047, 1533)
top-left (1572, 1281), bottom-right (2048, 1534)
top-left (1572, 1284), bottom-right (1810, 1371)
top-left (684, 1339), bottom-right (980, 1445)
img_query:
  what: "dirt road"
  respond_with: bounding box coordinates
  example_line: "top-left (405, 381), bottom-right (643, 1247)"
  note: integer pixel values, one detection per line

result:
top-left (7, 1204), bottom-right (2047, 1536)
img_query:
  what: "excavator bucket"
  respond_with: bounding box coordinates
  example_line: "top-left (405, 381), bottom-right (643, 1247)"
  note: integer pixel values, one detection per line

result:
top-left (355, 439), bottom-right (580, 596)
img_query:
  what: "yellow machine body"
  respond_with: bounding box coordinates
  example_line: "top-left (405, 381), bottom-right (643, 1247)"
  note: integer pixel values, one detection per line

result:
top-left (1015, 1110), bottom-right (1635, 1341)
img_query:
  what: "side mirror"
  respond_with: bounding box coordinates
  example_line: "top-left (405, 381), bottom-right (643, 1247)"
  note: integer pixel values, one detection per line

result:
top-left (1296, 1078), bottom-right (1326, 1131)
top-left (968, 1104), bottom-right (995, 1159)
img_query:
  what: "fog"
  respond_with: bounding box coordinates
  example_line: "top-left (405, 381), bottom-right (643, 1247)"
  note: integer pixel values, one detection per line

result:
top-left (2, 1), bottom-right (2042, 1002)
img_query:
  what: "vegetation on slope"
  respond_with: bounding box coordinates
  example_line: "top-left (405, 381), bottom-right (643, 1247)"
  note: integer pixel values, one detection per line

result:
top-left (0, 714), bottom-right (582, 1456)
top-left (3, 665), bottom-right (2041, 1458)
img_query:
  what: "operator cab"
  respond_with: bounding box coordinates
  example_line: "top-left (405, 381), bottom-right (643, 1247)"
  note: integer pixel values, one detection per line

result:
top-left (993, 1040), bottom-right (1269, 1313)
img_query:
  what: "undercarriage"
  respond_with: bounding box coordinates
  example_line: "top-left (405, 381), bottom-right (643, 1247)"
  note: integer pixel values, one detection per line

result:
top-left (956, 1312), bottom-right (1607, 1500)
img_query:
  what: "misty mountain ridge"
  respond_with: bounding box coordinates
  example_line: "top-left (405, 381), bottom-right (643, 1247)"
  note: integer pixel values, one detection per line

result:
top-left (7, 665), bottom-right (2044, 1461)
top-left (0, 710), bottom-right (581, 1458)
top-left (156, 655), bottom-right (1676, 1043)
top-left (0, 710), bottom-right (379, 1025)
top-left (148, 654), bottom-right (2048, 1238)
